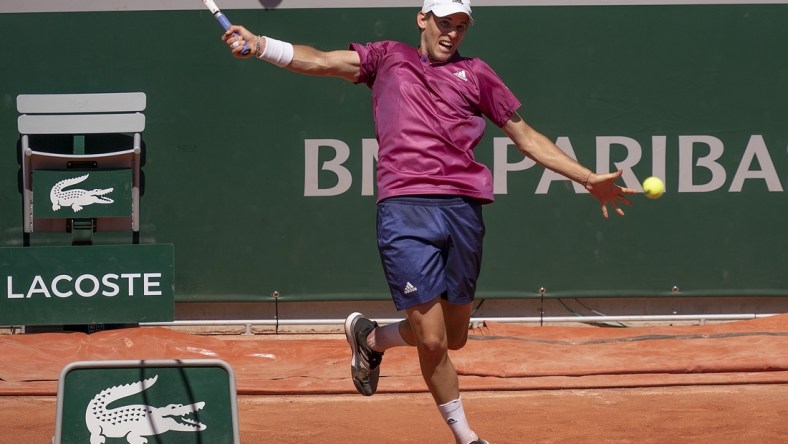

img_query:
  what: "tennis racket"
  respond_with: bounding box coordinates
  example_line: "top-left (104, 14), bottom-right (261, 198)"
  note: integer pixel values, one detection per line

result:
top-left (203, 0), bottom-right (251, 55)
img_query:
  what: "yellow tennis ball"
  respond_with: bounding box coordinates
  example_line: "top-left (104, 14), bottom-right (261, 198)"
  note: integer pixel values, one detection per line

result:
top-left (642, 176), bottom-right (665, 199)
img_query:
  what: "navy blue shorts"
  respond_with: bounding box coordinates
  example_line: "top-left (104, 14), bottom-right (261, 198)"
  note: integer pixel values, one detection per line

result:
top-left (376, 196), bottom-right (485, 311)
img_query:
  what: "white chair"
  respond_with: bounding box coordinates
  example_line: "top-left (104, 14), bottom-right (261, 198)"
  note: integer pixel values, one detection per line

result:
top-left (17, 92), bottom-right (146, 244)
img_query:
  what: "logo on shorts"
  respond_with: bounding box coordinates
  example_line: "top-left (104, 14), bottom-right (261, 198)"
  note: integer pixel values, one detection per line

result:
top-left (403, 282), bottom-right (418, 294)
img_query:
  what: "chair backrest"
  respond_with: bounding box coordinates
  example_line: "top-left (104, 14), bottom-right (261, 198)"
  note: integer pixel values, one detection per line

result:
top-left (17, 93), bottom-right (146, 236)
top-left (18, 92), bottom-right (146, 135)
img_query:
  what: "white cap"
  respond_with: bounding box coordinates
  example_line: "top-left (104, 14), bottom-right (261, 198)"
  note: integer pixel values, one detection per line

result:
top-left (422, 0), bottom-right (473, 22)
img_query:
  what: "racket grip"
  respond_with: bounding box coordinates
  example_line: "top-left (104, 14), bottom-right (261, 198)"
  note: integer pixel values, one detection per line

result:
top-left (215, 12), bottom-right (251, 55)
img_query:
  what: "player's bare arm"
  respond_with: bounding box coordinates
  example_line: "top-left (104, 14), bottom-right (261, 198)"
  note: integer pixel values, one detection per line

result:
top-left (502, 112), bottom-right (591, 183)
top-left (503, 112), bottom-right (636, 218)
top-left (287, 46), bottom-right (361, 83)
top-left (222, 26), bottom-right (360, 82)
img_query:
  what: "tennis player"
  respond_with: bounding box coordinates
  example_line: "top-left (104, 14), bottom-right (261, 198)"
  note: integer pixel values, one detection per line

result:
top-left (221, 1), bottom-right (636, 442)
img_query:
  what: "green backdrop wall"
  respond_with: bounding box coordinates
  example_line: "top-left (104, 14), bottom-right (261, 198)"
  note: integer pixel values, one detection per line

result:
top-left (1, 2), bottom-right (786, 303)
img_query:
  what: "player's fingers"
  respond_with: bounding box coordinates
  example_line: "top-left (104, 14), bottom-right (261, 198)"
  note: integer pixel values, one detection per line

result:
top-left (611, 201), bottom-right (625, 217)
top-left (601, 203), bottom-right (610, 219)
top-left (617, 194), bottom-right (633, 206)
top-left (224, 25), bottom-right (241, 38)
top-left (227, 35), bottom-right (247, 55)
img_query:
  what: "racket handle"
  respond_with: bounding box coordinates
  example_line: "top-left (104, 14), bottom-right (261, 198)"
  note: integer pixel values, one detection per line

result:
top-left (214, 12), bottom-right (251, 55)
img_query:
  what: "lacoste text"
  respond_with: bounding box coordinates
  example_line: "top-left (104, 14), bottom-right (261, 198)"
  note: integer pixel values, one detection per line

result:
top-left (5, 273), bottom-right (162, 299)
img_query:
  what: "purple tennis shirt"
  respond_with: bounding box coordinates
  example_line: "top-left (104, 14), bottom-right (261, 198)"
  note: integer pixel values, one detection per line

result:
top-left (351, 40), bottom-right (521, 203)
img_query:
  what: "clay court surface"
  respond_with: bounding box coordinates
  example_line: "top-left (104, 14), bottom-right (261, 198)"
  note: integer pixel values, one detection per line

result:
top-left (2, 315), bottom-right (788, 443)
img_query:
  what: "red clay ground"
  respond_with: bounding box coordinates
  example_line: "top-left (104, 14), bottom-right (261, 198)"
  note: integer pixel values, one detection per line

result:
top-left (2, 315), bottom-right (788, 442)
top-left (2, 385), bottom-right (788, 443)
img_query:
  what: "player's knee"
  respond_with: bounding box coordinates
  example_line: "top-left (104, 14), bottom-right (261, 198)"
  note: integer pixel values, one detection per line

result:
top-left (418, 334), bottom-right (448, 355)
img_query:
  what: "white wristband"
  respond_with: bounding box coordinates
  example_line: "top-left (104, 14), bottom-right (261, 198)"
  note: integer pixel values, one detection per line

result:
top-left (258, 36), bottom-right (294, 68)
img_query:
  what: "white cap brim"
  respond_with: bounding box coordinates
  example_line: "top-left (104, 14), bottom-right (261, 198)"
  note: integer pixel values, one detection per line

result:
top-left (426, 6), bottom-right (474, 23)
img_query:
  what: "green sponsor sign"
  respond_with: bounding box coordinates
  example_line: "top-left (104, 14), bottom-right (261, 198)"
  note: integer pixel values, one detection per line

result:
top-left (33, 169), bottom-right (133, 219)
top-left (0, 244), bottom-right (174, 325)
top-left (55, 360), bottom-right (239, 444)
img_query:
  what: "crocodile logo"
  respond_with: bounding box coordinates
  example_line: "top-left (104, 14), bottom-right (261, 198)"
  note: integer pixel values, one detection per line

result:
top-left (86, 375), bottom-right (207, 444)
top-left (50, 173), bottom-right (114, 213)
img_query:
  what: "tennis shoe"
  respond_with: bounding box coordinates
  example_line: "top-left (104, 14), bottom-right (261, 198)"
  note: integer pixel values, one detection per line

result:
top-left (469, 440), bottom-right (489, 444)
top-left (344, 312), bottom-right (384, 396)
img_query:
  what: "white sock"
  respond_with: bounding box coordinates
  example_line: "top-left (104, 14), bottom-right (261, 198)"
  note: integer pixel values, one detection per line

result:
top-left (438, 397), bottom-right (479, 444)
top-left (367, 322), bottom-right (409, 352)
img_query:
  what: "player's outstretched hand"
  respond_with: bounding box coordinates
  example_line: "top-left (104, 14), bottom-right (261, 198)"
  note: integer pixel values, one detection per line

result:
top-left (585, 169), bottom-right (637, 218)
top-left (222, 25), bottom-right (256, 58)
